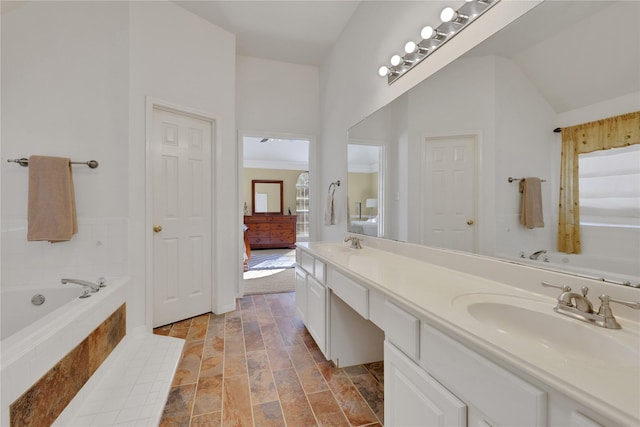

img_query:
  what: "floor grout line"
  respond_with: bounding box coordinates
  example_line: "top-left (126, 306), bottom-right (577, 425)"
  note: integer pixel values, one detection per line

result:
top-left (158, 293), bottom-right (384, 427)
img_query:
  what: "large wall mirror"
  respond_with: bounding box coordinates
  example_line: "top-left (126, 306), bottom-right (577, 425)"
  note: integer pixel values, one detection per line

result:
top-left (347, 143), bottom-right (384, 237)
top-left (252, 180), bottom-right (283, 215)
top-left (348, 0), bottom-right (640, 287)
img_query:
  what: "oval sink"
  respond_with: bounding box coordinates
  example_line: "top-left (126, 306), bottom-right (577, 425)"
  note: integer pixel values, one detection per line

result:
top-left (452, 293), bottom-right (640, 366)
top-left (310, 243), bottom-right (357, 254)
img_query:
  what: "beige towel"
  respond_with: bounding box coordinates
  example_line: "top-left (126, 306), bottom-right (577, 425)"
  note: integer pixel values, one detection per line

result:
top-left (27, 155), bottom-right (78, 242)
top-left (519, 177), bottom-right (544, 229)
top-left (324, 192), bottom-right (335, 225)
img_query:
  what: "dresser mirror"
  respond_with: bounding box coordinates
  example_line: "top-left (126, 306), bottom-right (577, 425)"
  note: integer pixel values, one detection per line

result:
top-left (252, 180), bottom-right (283, 215)
top-left (347, 1), bottom-right (639, 286)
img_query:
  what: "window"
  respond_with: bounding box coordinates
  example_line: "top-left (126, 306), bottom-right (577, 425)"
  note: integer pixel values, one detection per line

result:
top-left (579, 145), bottom-right (640, 227)
top-left (296, 172), bottom-right (310, 238)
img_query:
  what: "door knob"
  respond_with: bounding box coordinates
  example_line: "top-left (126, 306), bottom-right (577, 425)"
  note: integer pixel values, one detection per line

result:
top-left (153, 225), bottom-right (163, 233)
top-left (467, 219), bottom-right (474, 225)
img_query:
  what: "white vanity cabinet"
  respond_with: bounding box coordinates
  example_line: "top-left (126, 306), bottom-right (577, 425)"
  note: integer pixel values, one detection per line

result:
top-left (295, 244), bottom-right (638, 427)
top-left (294, 266), bottom-right (307, 320)
top-left (306, 274), bottom-right (326, 353)
top-left (385, 340), bottom-right (466, 427)
top-left (295, 249), bottom-right (328, 355)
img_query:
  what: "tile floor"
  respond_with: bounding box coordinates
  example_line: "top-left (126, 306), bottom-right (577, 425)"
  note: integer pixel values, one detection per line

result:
top-left (153, 292), bottom-right (384, 427)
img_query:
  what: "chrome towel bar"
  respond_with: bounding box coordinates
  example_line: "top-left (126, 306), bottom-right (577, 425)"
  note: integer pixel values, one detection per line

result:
top-left (7, 157), bottom-right (99, 168)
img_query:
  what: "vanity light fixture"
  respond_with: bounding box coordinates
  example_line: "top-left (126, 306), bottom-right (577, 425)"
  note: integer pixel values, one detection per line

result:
top-left (378, 0), bottom-right (499, 85)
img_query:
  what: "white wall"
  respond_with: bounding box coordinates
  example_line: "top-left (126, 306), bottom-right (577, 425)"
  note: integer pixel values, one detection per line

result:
top-left (1, 1), bottom-right (238, 333)
top-left (1, 1), bottom-right (129, 286)
top-left (318, 0), bottom-right (541, 241)
top-left (236, 56), bottom-right (319, 135)
top-left (128, 1), bottom-right (237, 324)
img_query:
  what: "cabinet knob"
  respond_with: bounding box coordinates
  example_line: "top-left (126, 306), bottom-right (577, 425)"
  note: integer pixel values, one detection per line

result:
top-left (467, 219), bottom-right (474, 225)
top-left (153, 225), bottom-right (163, 233)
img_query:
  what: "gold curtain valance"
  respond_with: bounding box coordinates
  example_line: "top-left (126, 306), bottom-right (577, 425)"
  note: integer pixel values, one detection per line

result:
top-left (558, 111), bottom-right (640, 254)
top-left (565, 111), bottom-right (640, 155)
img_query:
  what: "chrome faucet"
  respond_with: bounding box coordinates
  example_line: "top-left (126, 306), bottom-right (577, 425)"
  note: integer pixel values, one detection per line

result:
top-left (542, 281), bottom-right (640, 329)
top-left (344, 236), bottom-right (362, 249)
top-left (529, 250), bottom-right (547, 260)
top-left (61, 278), bottom-right (101, 293)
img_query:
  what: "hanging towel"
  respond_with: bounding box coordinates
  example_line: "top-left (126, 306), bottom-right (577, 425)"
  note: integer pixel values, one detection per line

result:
top-left (324, 190), bottom-right (336, 226)
top-left (519, 177), bottom-right (544, 229)
top-left (27, 155), bottom-right (78, 242)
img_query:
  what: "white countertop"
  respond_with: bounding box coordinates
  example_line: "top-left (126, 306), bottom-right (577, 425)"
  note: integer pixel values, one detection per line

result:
top-left (298, 242), bottom-right (640, 425)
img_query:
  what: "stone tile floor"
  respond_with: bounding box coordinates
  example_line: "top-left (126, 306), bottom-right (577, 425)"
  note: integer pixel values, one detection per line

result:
top-left (153, 292), bottom-right (384, 427)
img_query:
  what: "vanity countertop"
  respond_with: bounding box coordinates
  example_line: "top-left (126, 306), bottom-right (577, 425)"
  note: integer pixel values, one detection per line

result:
top-left (298, 242), bottom-right (640, 425)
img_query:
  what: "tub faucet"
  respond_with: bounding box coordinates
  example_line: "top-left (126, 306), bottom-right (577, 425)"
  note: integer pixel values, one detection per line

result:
top-left (344, 236), bottom-right (362, 249)
top-left (61, 278), bottom-right (100, 293)
top-left (529, 249), bottom-right (547, 260)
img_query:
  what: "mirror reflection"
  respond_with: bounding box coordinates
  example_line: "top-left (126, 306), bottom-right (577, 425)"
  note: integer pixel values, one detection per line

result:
top-left (347, 144), bottom-right (383, 236)
top-left (348, 1), bottom-right (640, 285)
top-left (252, 180), bottom-right (283, 215)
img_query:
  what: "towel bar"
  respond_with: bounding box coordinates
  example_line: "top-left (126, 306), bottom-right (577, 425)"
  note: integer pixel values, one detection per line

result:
top-left (7, 158), bottom-right (99, 169)
top-left (508, 177), bottom-right (546, 183)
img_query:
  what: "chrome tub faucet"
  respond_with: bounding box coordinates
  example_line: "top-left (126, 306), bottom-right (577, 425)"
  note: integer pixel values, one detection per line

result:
top-left (61, 278), bottom-right (101, 293)
top-left (529, 250), bottom-right (547, 260)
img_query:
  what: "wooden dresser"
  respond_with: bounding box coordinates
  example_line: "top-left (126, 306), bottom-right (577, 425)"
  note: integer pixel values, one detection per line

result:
top-left (244, 215), bottom-right (297, 249)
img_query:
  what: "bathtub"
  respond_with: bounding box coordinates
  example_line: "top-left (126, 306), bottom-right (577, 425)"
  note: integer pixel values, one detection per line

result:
top-left (1, 277), bottom-right (128, 426)
top-left (1, 285), bottom-right (84, 341)
top-left (499, 252), bottom-right (640, 288)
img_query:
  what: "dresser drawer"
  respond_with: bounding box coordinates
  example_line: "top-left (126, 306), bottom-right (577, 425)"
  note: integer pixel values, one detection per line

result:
top-left (251, 223), bottom-right (271, 231)
top-left (329, 269), bottom-right (368, 318)
top-left (271, 223), bottom-right (291, 230)
top-left (420, 323), bottom-right (546, 426)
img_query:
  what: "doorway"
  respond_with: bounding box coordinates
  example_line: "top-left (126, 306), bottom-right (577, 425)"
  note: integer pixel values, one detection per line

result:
top-left (241, 135), bottom-right (311, 295)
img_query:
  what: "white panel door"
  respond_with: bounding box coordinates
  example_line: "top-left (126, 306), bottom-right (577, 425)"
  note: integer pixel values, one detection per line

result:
top-left (152, 107), bottom-right (212, 327)
top-left (385, 341), bottom-right (466, 427)
top-left (422, 135), bottom-right (476, 253)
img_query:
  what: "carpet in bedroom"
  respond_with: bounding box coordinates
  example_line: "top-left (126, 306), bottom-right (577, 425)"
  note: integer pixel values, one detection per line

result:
top-left (243, 249), bottom-right (296, 295)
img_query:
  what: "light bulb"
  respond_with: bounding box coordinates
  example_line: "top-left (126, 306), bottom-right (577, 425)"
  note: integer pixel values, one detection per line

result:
top-left (420, 26), bottom-right (435, 39)
top-left (378, 66), bottom-right (389, 77)
top-left (440, 7), bottom-right (456, 22)
top-left (390, 55), bottom-right (402, 66)
top-left (404, 41), bottom-right (417, 54)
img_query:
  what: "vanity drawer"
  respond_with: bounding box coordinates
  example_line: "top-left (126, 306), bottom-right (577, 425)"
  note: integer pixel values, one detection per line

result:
top-left (420, 323), bottom-right (546, 426)
top-left (314, 259), bottom-right (326, 283)
top-left (299, 250), bottom-right (314, 274)
top-left (385, 300), bottom-right (420, 360)
top-left (329, 269), bottom-right (369, 318)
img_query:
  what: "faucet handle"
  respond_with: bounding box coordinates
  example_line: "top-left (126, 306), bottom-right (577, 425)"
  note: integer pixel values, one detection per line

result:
top-left (541, 281), bottom-right (571, 292)
top-left (599, 294), bottom-right (640, 310)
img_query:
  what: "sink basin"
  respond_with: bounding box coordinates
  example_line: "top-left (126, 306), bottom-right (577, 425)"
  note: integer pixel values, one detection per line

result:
top-left (310, 243), bottom-right (357, 254)
top-left (452, 293), bottom-right (640, 366)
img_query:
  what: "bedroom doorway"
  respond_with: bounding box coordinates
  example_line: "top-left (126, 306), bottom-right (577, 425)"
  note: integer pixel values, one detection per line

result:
top-left (241, 134), bottom-right (311, 295)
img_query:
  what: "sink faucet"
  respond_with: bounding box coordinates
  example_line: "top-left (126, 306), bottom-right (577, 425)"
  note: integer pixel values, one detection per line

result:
top-left (529, 250), bottom-right (547, 260)
top-left (541, 281), bottom-right (640, 329)
top-left (61, 278), bottom-right (101, 293)
top-left (344, 236), bottom-right (362, 249)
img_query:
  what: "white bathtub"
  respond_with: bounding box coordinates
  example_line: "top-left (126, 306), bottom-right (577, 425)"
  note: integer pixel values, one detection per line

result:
top-left (1, 285), bottom-right (84, 341)
top-left (1, 277), bottom-right (128, 426)
top-left (499, 252), bottom-right (640, 287)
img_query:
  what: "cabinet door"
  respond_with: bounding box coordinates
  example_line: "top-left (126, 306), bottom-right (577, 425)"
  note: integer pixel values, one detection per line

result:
top-left (295, 267), bottom-right (307, 321)
top-left (385, 341), bottom-right (466, 427)
top-left (307, 275), bottom-right (326, 353)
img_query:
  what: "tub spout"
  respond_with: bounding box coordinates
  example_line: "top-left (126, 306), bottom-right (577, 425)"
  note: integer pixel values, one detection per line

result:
top-left (529, 249), bottom-right (547, 260)
top-left (61, 278), bottom-right (100, 293)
